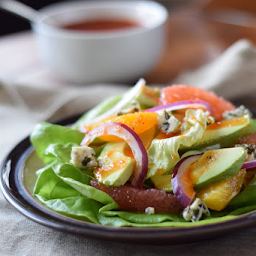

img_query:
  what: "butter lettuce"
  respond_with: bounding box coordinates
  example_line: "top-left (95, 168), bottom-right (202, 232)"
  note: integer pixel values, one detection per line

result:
top-left (34, 163), bottom-right (102, 223)
top-left (30, 122), bottom-right (84, 164)
top-left (73, 95), bottom-right (122, 129)
top-left (228, 175), bottom-right (256, 209)
top-left (147, 109), bottom-right (208, 178)
top-left (34, 160), bottom-right (119, 222)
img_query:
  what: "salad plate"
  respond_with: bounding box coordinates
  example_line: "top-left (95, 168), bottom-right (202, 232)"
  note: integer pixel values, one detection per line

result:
top-left (1, 113), bottom-right (256, 245)
top-left (2, 80), bottom-right (256, 245)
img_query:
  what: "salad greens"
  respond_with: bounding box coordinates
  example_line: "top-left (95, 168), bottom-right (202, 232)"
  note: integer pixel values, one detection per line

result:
top-left (30, 83), bottom-right (256, 227)
top-left (147, 109), bottom-right (208, 177)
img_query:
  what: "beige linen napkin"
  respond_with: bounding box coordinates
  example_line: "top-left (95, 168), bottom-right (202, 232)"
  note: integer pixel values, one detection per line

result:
top-left (0, 82), bottom-right (128, 161)
top-left (1, 39), bottom-right (256, 256)
top-left (174, 39), bottom-right (256, 108)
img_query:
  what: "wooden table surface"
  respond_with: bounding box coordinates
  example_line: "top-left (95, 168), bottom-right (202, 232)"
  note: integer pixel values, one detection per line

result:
top-left (1, 1), bottom-right (256, 87)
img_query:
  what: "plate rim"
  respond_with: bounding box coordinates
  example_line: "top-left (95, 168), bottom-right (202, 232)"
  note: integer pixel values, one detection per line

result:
top-left (1, 113), bottom-right (256, 244)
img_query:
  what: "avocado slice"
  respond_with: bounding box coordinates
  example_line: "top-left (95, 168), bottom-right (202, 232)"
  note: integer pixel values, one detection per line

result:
top-left (94, 142), bottom-right (135, 187)
top-left (191, 147), bottom-right (247, 190)
top-left (180, 115), bottom-right (251, 152)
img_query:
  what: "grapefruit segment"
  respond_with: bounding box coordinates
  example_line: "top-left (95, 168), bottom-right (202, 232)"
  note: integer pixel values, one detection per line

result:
top-left (237, 132), bottom-right (256, 146)
top-left (90, 179), bottom-right (184, 213)
top-left (159, 85), bottom-right (236, 121)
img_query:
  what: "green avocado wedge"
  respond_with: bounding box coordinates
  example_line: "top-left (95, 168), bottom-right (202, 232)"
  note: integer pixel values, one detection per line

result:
top-left (180, 115), bottom-right (252, 152)
top-left (95, 142), bottom-right (135, 187)
top-left (191, 147), bottom-right (247, 190)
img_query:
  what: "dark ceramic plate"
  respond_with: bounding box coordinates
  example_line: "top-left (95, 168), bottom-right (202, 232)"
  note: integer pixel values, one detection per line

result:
top-left (1, 114), bottom-right (256, 245)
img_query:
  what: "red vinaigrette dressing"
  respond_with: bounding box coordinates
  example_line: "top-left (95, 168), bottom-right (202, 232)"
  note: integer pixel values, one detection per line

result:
top-left (62, 18), bottom-right (141, 32)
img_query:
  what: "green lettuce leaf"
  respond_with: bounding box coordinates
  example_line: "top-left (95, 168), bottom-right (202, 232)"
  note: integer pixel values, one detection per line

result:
top-left (44, 143), bottom-right (76, 163)
top-left (30, 122), bottom-right (84, 164)
top-left (34, 160), bottom-right (119, 222)
top-left (228, 175), bottom-right (256, 210)
top-left (52, 162), bottom-right (119, 212)
top-left (34, 163), bottom-right (81, 200)
top-left (36, 195), bottom-right (102, 224)
top-left (97, 212), bottom-right (236, 227)
top-left (73, 95), bottom-right (122, 129)
top-left (147, 109), bottom-right (208, 178)
top-left (100, 210), bottom-right (184, 224)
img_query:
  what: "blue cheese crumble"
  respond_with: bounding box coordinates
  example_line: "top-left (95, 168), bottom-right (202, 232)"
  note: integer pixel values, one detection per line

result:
top-left (158, 109), bottom-right (181, 133)
top-left (70, 146), bottom-right (98, 170)
top-left (235, 144), bottom-right (256, 161)
top-left (183, 198), bottom-right (210, 222)
top-left (223, 105), bottom-right (252, 121)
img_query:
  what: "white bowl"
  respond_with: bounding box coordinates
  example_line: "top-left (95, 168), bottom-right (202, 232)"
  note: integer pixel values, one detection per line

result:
top-left (32, 0), bottom-right (168, 84)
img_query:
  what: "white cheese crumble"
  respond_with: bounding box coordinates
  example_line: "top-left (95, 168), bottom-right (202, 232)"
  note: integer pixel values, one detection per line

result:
top-left (223, 105), bottom-right (252, 121)
top-left (158, 110), bottom-right (181, 133)
top-left (182, 198), bottom-right (210, 222)
top-left (70, 146), bottom-right (98, 170)
top-left (145, 207), bottom-right (155, 215)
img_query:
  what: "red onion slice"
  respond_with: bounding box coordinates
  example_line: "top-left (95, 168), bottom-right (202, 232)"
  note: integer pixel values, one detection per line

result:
top-left (80, 122), bottom-right (148, 188)
top-left (144, 100), bottom-right (214, 116)
top-left (242, 160), bottom-right (256, 170)
top-left (171, 154), bottom-right (202, 207)
top-left (82, 78), bottom-right (146, 126)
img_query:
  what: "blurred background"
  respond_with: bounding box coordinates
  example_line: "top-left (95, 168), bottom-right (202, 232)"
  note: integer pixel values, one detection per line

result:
top-left (1, 0), bottom-right (256, 35)
top-left (0, 0), bottom-right (61, 35)
top-left (1, 0), bottom-right (256, 84)
top-left (0, 0), bottom-right (193, 36)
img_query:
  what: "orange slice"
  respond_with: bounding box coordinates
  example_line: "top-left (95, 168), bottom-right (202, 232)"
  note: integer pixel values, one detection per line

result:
top-left (84, 112), bottom-right (159, 147)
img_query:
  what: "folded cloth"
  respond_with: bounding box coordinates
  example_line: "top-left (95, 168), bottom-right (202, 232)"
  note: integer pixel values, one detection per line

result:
top-left (1, 39), bottom-right (256, 256)
top-left (174, 39), bottom-right (256, 107)
top-left (0, 81), bottom-right (129, 162)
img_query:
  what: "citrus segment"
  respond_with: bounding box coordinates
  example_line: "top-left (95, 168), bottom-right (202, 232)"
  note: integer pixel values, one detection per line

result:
top-left (83, 112), bottom-right (159, 149)
top-left (196, 169), bottom-right (246, 211)
top-left (95, 125), bottom-right (159, 149)
top-left (90, 179), bottom-right (184, 213)
top-left (237, 131), bottom-right (256, 146)
top-left (159, 85), bottom-right (236, 121)
top-left (85, 112), bottom-right (159, 135)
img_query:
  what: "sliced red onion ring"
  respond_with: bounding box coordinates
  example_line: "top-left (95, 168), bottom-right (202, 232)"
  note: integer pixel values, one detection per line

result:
top-left (144, 100), bottom-right (214, 116)
top-left (80, 122), bottom-right (148, 188)
top-left (242, 160), bottom-right (256, 170)
top-left (171, 154), bottom-right (202, 207)
top-left (82, 78), bottom-right (146, 126)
